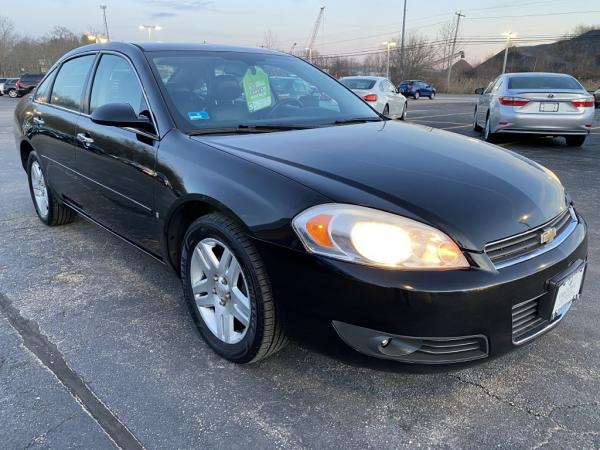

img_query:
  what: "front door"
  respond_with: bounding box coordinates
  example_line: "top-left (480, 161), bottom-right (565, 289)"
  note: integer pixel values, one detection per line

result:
top-left (73, 53), bottom-right (161, 255)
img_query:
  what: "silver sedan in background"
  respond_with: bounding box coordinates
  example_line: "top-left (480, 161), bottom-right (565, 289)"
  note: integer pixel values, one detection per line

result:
top-left (474, 72), bottom-right (595, 146)
top-left (340, 76), bottom-right (407, 120)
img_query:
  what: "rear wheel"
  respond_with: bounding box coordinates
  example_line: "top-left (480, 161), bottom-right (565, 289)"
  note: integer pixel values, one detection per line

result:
top-left (8, 89), bottom-right (17, 98)
top-left (27, 153), bottom-right (75, 226)
top-left (565, 135), bottom-right (586, 147)
top-left (382, 104), bottom-right (390, 117)
top-left (414, 91), bottom-right (420, 100)
top-left (429, 92), bottom-right (435, 100)
top-left (483, 115), bottom-right (497, 143)
top-left (180, 213), bottom-right (287, 363)
top-left (400, 102), bottom-right (407, 120)
top-left (473, 108), bottom-right (482, 131)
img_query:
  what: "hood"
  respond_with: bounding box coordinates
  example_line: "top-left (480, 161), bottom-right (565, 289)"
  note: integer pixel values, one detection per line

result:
top-left (194, 121), bottom-right (566, 250)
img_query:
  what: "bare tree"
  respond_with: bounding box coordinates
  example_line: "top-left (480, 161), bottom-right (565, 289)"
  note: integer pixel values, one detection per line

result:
top-left (0, 16), bottom-right (16, 76)
top-left (261, 30), bottom-right (278, 49)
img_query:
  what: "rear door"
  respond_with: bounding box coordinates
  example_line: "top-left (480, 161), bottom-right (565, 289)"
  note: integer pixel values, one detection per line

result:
top-left (381, 79), bottom-right (403, 115)
top-left (29, 55), bottom-right (96, 203)
top-left (73, 52), bottom-right (161, 255)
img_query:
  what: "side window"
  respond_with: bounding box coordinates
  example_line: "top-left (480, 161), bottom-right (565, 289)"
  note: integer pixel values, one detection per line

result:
top-left (90, 54), bottom-right (147, 116)
top-left (34, 71), bottom-right (55, 103)
top-left (483, 78), bottom-right (497, 94)
top-left (491, 78), bottom-right (503, 93)
top-left (50, 55), bottom-right (95, 111)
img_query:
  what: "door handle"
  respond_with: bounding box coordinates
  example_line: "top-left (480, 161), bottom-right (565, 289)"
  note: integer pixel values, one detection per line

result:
top-left (32, 116), bottom-right (44, 125)
top-left (76, 133), bottom-right (94, 146)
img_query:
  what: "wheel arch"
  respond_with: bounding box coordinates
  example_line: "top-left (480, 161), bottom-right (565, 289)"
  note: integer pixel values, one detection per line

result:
top-left (163, 194), bottom-right (250, 275)
top-left (20, 140), bottom-right (34, 170)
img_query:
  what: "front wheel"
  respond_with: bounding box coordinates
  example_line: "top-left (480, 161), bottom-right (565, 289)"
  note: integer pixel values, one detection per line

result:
top-left (414, 91), bottom-right (420, 100)
top-left (473, 108), bottom-right (482, 131)
top-left (27, 153), bottom-right (75, 226)
top-left (180, 213), bottom-right (287, 363)
top-left (8, 89), bottom-right (17, 98)
top-left (565, 135), bottom-right (586, 147)
top-left (429, 92), bottom-right (435, 100)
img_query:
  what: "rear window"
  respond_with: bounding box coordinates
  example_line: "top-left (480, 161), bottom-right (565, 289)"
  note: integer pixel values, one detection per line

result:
top-left (340, 78), bottom-right (376, 90)
top-left (508, 76), bottom-right (582, 90)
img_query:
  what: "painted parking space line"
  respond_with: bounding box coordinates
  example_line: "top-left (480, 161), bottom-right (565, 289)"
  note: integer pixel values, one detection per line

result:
top-left (440, 124), bottom-right (472, 130)
top-left (408, 120), bottom-right (472, 125)
top-left (408, 112), bottom-right (474, 120)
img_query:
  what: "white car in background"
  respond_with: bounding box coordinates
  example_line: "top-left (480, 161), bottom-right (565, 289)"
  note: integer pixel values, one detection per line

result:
top-left (340, 76), bottom-right (407, 120)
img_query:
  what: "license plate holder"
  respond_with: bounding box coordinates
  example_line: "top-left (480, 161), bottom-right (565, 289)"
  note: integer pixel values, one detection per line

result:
top-left (548, 260), bottom-right (586, 320)
top-left (540, 102), bottom-right (559, 112)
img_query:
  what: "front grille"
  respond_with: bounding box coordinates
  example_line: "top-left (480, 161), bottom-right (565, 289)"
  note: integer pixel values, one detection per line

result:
top-left (486, 207), bottom-right (575, 268)
top-left (409, 336), bottom-right (489, 363)
top-left (512, 296), bottom-right (546, 342)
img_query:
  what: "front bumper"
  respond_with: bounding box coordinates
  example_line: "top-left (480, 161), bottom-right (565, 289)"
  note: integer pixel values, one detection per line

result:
top-left (254, 213), bottom-right (587, 364)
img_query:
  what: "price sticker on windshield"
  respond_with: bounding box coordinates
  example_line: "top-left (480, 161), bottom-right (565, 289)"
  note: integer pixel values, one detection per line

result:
top-left (243, 66), bottom-right (272, 112)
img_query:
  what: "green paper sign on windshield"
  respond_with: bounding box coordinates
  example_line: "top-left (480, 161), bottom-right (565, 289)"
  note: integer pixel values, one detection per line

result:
top-left (243, 66), bottom-right (272, 112)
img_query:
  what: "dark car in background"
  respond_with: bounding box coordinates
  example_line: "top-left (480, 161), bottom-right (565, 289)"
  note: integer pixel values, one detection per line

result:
top-left (399, 80), bottom-right (436, 99)
top-left (14, 42), bottom-right (587, 366)
top-left (14, 73), bottom-right (45, 97)
top-left (3, 78), bottom-right (19, 97)
top-left (594, 86), bottom-right (600, 108)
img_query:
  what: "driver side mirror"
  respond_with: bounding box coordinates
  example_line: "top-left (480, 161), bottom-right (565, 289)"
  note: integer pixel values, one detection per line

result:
top-left (91, 103), bottom-right (154, 133)
top-left (474, 87), bottom-right (485, 95)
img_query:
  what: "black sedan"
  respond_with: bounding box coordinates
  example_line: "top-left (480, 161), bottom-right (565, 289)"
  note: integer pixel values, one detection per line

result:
top-left (14, 42), bottom-right (587, 364)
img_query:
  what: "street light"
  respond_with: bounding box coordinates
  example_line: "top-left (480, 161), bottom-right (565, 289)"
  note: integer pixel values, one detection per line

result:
top-left (85, 33), bottom-right (108, 44)
top-left (305, 47), bottom-right (313, 63)
top-left (139, 25), bottom-right (162, 41)
top-left (382, 41), bottom-right (397, 79)
top-left (501, 31), bottom-right (517, 74)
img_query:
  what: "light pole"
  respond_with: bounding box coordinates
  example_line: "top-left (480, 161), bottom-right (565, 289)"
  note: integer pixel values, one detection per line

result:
top-left (85, 33), bottom-right (107, 44)
top-left (399, 0), bottom-right (407, 79)
top-left (305, 47), bottom-right (313, 63)
top-left (382, 41), bottom-right (397, 79)
top-left (501, 31), bottom-right (516, 74)
top-left (139, 25), bottom-right (162, 41)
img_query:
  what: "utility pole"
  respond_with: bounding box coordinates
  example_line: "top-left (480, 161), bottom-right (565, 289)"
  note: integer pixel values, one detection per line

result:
top-left (446, 11), bottom-right (465, 92)
top-left (502, 32), bottom-right (516, 74)
top-left (399, 0), bottom-right (407, 80)
top-left (100, 5), bottom-right (109, 40)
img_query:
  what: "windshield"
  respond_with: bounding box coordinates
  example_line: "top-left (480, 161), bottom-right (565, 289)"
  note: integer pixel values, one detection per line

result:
top-left (340, 78), bottom-right (376, 90)
top-left (507, 76), bottom-right (582, 90)
top-left (148, 51), bottom-right (380, 132)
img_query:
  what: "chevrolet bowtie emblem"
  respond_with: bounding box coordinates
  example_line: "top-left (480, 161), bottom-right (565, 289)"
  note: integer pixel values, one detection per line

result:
top-left (540, 227), bottom-right (557, 244)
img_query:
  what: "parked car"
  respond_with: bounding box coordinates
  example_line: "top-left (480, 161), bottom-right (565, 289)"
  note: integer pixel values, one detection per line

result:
top-left (14, 73), bottom-right (45, 97)
top-left (340, 76), bottom-right (407, 119)
top-left (0, 78), bottom-right (7, 95)
top-left (3, 78), bottom-right (19, 97)
top-left (593, 86), bottom-right (600, 108)
top-left (398, 80), bottom-right (436, 99)
top-left (14, 43), bottom-right (587, 365)
top-left (474, 72), bottom-right (595, 146)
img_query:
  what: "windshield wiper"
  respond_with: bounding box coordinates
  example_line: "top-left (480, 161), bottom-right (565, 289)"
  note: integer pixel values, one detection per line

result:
top-left (330, 117), bottom-right (383, 125)
top-left (188, 123), bottom-right (313, 136)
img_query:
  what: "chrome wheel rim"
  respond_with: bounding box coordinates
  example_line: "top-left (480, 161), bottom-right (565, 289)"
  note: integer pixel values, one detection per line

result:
top-left (190, 238), bottom-right (251, 344)
top-left (8, 90), bottom-right (17, 98)
top-left (30, 161), bottom-right (49, 218)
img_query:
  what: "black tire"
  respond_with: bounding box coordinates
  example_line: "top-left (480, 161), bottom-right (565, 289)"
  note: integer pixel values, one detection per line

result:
top-left (27, 152), bottom-right (75, 226)
top-left (180, 213), bottom-right (287, 363)
top-left (8, 89), bottom-right (17, 98)
top-left (473, 108), bottom-right (482, 131)
top-left (382, 104), bottom-right (390, 117)
top-left (400, 102), bottom-right (407, 120)
top-left (565, 135), bottom-right (586, 147)
top-left (429, 92), bottom-right (435, 100)
top-left (414, 91), bottom-right (420, 100)
top-left (483, 115), bottom-right (497, 143)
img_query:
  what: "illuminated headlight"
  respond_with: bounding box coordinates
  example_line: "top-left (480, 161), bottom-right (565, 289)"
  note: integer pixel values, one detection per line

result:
top-left (292, 204), bottom-right (469, 270)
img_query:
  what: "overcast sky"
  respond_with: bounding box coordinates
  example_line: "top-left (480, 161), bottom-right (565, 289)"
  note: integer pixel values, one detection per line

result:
top-left (7, 0), bottom-right (600, 63)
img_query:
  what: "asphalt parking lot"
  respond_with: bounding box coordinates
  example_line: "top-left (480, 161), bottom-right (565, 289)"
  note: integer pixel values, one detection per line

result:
top-left (1, 94), bottom-right (599, 449)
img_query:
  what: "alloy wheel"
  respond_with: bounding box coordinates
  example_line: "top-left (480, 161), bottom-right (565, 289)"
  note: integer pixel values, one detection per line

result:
top-left (8, 89), bottom-right (17, 98)
top-left (30, 161), bottom-right (49, 218)
top-left (189, 238), bottom-right (251, 344)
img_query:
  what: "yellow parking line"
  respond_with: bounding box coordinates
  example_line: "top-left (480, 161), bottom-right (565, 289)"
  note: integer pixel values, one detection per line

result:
top-left (408, 112), bottom-right (473, 120)
top-left (440, 124), bottom-right (472, 130)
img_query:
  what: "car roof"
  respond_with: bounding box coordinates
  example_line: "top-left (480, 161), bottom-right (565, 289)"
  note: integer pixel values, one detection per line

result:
top-left (504, 72), bottom-right (574, 78)
top-left (67, 41), bottom-right (285, 57)
top-left (340, 76), bottom-right (385, 81)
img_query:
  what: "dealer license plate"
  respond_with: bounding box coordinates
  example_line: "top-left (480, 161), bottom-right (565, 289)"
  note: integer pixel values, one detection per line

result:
top-left (540, 102), bottom-right (559, 112)
top-left (552, 266), bottom-right (585, 318)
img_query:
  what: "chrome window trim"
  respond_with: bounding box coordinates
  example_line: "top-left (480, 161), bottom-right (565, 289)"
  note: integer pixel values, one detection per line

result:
top-left (488, 207), bottom-right (578, 270)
